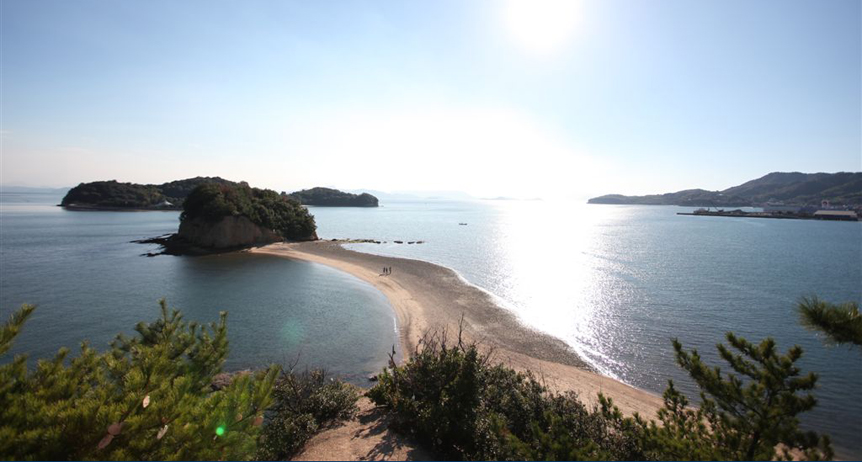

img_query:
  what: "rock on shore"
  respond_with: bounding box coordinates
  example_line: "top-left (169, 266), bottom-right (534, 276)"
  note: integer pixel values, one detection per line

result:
top-left (178, 216), bottom-right (286, 249)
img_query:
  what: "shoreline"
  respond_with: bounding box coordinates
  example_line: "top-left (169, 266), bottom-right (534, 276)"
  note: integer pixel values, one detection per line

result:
top-left (250, 241), bottom-right (664, 418)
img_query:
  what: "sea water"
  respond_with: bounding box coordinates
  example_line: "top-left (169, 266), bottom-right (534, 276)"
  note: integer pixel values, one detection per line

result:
top-left (1, 193), bottom-right (860, 456)
top-left (310, 199), bottom-right (862, 458)
top-left (0, 192), bottom-right (398, 380)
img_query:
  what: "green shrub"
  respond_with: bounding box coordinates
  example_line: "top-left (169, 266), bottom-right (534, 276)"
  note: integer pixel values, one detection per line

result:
top-left (257, 369), bottom-right (359, 460)
top-left (607, 334), bottom-right (834, 461)
top-left (369, 325), bottom-right (833, 461)
top-left (367, 328), bottom-right (641, 460)
top-left (0, 300), bottom-right (278, 461)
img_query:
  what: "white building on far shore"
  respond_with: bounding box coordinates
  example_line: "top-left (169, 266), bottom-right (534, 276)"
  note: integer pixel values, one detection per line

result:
top-left (813, 210), bottom-right (858, 221)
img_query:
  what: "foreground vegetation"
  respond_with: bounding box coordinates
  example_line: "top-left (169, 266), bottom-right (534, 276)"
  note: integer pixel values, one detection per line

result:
top-left (368, 326), bottom-right (833, 460)
top-left (798, 296), bottom-right (862, 348)
top-left (2, 296), bottom-right (850, 460)
top-left (0, 301), bottom-right (356, 461)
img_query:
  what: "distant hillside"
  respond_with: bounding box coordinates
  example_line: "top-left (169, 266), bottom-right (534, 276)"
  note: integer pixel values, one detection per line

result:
top-left (288, 187), bottom-right (379, 207)
top-left (589, 189), bottom-right (751, 207)
top-left (722, 172), bottom-right (862, 205)
top-left (589, 172), bottom-right (862, 206)
top-left (60, 177), bottom-right (237, 209)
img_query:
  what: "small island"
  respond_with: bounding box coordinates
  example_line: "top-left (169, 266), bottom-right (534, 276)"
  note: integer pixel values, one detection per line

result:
top-left (61, 177), bottom-right (237, 210)
top-left (62, 179), bottom-right (381, 210)
top-left (142, 182), bottom-right (318, 254)
top-left (287, 187), bottom-right (379, 207)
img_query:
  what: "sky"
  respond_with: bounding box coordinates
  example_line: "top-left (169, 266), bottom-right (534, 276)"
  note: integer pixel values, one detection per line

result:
top-left (1, 0), bottom-right (860, 199)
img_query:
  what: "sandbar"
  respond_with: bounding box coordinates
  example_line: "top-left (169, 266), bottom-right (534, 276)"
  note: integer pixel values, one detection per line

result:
top-left (250, 241), bottom-right (663, 417)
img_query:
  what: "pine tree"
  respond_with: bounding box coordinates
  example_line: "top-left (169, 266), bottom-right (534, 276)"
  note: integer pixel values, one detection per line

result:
top-left (0, 300), bottom-right (278, 460)
top-left (798, 296), bottom-right (862, 348)
top-left (612, 333), bottom-right (834, 460)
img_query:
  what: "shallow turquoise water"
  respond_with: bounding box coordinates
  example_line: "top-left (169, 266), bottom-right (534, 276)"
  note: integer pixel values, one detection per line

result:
top-left (0, 192), bottom-right (398, 381)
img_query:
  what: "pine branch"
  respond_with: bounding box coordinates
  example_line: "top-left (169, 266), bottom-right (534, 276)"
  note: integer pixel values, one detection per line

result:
top-left (798, 297), bottom-right (862, 347)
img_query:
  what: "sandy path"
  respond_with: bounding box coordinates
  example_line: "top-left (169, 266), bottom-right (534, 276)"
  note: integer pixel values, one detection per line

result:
top-left (293, 397), bottom-right (433, 461)
top-left (250, 241), bottom-right (664, 417)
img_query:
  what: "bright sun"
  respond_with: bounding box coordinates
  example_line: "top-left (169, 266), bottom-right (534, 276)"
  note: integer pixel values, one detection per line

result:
top-left (504, 0), bottom-right (580, 55)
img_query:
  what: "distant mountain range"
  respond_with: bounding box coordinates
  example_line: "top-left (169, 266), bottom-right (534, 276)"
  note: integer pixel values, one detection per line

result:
top-left (588, 172), bottom-right (862, 207)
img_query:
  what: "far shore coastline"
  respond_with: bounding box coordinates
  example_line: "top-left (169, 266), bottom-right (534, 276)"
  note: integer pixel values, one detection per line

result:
top-left (250, 241), bottom-right (664, 418)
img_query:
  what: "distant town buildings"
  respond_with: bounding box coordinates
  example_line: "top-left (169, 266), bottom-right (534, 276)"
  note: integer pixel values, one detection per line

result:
top-left (813, 210), bottom-right (858, 221)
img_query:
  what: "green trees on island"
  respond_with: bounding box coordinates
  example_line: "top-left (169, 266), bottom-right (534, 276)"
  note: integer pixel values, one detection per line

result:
top-left (181, 182), bottom-right (317, 241)
top-left (61, 177), bottom-right (239, 209)
top-left (60, 180), bottom-right (165, 208)
top-left (287, 187), bottom-right (379, 207)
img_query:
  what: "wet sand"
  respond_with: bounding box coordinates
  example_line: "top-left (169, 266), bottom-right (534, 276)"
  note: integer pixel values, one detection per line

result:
top-left (251, 241), bottom-right (663, 417)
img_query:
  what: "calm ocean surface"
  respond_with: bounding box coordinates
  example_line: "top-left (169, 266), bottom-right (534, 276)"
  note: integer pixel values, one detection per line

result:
top-left (1, 192), bottom-right (860, 456)
top-left (0, 192), bottom-right (398, 381)
top-left (311, 199), bottom-right (861, 458)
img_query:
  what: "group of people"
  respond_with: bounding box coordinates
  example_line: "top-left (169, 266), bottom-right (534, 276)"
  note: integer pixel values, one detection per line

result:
top-left (382, 266), bottom-right (393, 275)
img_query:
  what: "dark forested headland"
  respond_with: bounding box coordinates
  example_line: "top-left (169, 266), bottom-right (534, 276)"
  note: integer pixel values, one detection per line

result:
top-left (60, 177), bottom-right (238, 210)
top-left (61, 179), bottom-right (379, 210)
top-left (141, 182), bottom-right (318, 254)
top-left (287, 187), bottom-right (379, 207)
top-left (588, 172), bottom-right (862, 207)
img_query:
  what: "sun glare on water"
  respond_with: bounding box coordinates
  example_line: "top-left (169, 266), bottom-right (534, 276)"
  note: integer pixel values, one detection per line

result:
top-left (504, 0), bottom-right (581, 55)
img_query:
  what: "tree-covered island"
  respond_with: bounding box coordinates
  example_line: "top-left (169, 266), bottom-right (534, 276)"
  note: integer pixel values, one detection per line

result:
top-left (287, 187), bottom-right (379, 207)
top-left (60, 177), bottom-right (237, 210)
top-left (143, 182), bottom-right (318, 254)
top-left (62, 179), bottom-right (380, 209)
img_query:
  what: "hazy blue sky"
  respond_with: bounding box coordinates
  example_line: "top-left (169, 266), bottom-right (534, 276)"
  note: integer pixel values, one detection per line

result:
top-left (2, 0), bottom-right (860, 198)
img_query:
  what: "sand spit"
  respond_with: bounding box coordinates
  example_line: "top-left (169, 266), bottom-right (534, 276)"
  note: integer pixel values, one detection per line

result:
top-left (251, 241), bottom-right (663, 418)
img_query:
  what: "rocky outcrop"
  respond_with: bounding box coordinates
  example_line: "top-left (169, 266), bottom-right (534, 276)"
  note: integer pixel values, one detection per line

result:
top-left (135, 216), bottom-right (317, 256)
top-left (178, 216), bottom-right (285, 249)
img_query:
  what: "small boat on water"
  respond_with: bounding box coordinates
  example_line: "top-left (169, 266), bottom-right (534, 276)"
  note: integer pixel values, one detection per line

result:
top-left (459, 222), bottom-right (467, 225)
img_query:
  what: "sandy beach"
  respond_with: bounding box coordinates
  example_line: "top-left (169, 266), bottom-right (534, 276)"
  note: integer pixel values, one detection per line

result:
top-left (250, 241), bottom-right (664, 417)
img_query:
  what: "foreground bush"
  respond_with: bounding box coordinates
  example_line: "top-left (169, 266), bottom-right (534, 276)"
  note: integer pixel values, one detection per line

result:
top-left (367, 329), bottom-right (642, 460)
top-left (0, 301), bottom-right (278, 460)
top-left (369, 326), bottom-right (833, 461)
top-left (257, 368), bottom-right (359, 460)
top-left (609, 334), bottom-right (833, 461)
